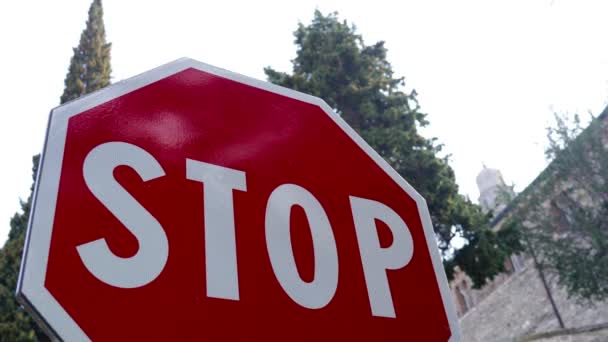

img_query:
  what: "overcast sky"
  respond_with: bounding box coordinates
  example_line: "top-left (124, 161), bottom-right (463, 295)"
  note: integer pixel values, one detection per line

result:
top-left (1, 0), bottom-right (607, 244)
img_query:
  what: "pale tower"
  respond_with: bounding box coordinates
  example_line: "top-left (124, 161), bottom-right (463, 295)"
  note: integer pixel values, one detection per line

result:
top-left (476, 166), bottom-right (514, 214)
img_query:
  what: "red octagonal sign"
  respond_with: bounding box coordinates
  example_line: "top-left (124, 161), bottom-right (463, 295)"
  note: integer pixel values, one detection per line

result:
top-left (18, 58), bottom-right (460, 341)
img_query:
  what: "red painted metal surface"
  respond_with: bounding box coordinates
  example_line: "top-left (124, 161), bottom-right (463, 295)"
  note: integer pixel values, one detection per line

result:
top-left (44, 68), bottom-right (450, 340)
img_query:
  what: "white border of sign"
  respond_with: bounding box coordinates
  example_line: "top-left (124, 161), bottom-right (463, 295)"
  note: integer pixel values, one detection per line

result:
top-left (16, 58), bottom-right (461, 341)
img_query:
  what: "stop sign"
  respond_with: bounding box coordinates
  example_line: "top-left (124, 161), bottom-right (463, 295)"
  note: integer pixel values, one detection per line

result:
top-left (17, 58), bottom-right (460, 341)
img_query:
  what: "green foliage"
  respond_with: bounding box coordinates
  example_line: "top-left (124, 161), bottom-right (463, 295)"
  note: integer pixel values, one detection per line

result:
top-left (0, 0), bottom-right (112, 339)
top-left (543, 113), bottom-right (608, 301)
top-left (451, 218), bottom-right (523, 288)
top-left (60, 0), bottom-right (111, 104)
top-left (0, 156), bottom-right (46, 341)
top-left (265, 10), bottom-right (523, 286)
top-left (512, 112), bottom-right (608, 302)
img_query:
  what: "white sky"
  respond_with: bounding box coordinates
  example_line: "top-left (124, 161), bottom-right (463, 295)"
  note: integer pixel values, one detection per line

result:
top-left (1, 0), bottom-right (607, 244)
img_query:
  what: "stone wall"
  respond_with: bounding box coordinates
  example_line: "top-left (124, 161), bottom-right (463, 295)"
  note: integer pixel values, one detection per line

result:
top-left (450, 255), bottom-right (523, 317)
top-left (460, 258), bottom-right (608, 342)
top-left (533, 329), bottom-right (608, 342)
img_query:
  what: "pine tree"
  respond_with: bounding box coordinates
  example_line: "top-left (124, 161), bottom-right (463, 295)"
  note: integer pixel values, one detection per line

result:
top-left (0, 1), bottom-right (111, 339)
top-left (265, 11), bottom-right (523, 287)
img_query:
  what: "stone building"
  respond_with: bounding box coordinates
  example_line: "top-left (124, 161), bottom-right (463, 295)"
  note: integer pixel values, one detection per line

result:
top-left (476, 166), bottom-right (514, 214)
top-left (449, 107), bottom-right (608, 341)
top-left (449, 167), bottom-right (524, 318)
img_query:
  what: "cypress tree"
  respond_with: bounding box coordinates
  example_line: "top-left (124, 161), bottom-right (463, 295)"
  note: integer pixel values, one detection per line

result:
top-left (60, 0), bottom-right (111, 104)
top-left (0, 1), bottom-right (111, 340)
top-left (0, 157), bottom-right (43, 342)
